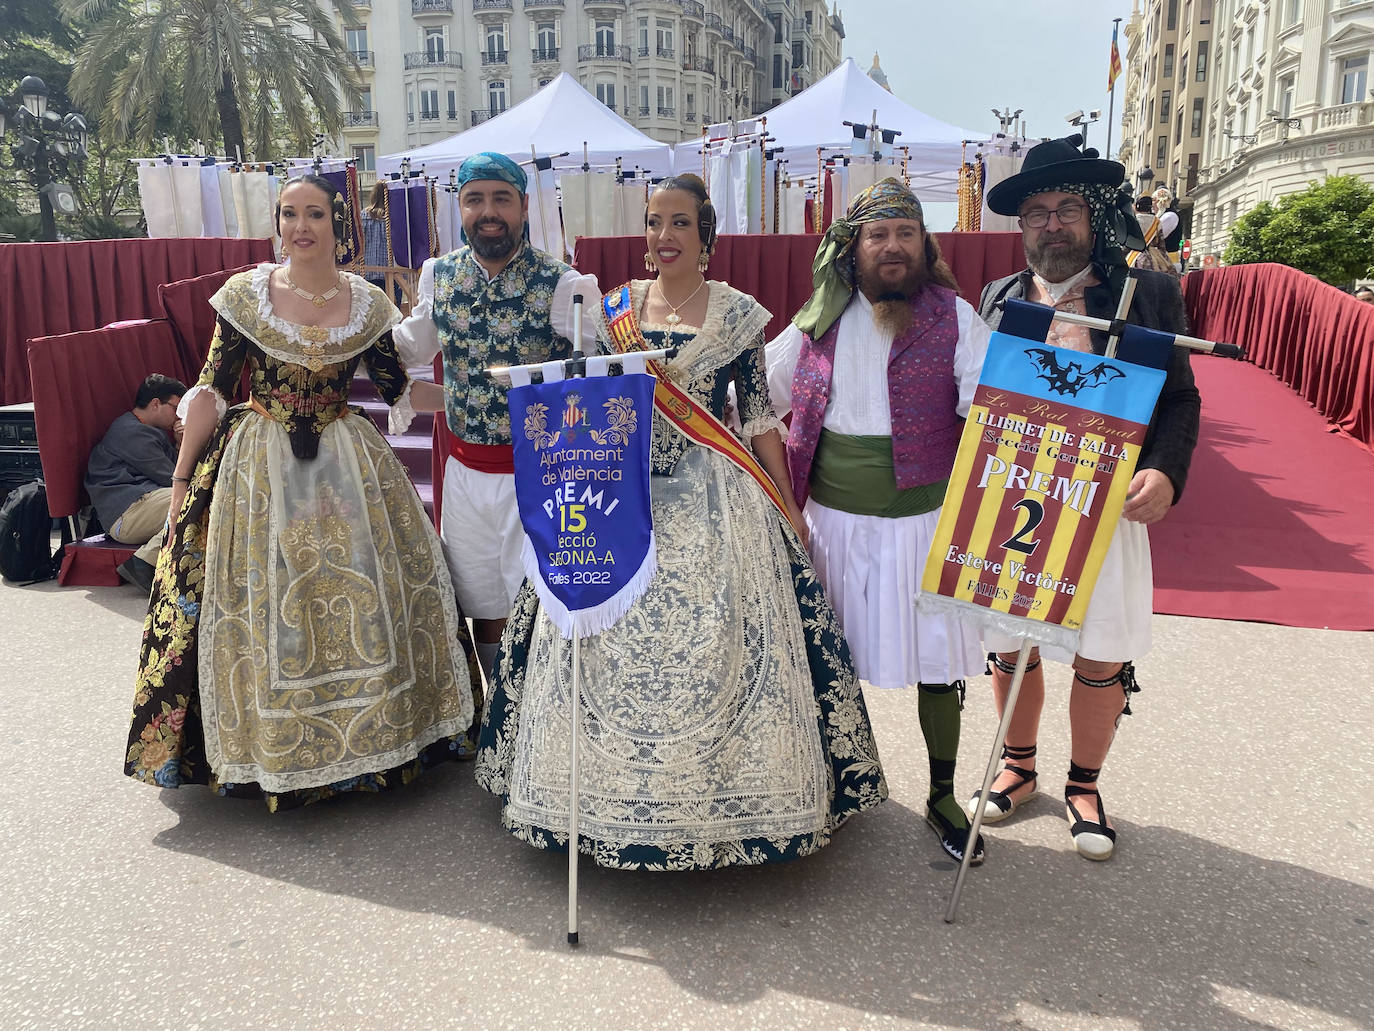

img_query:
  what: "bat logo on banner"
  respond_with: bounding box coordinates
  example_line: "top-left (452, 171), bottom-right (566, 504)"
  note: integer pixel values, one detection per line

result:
top-left (1024, 348), bottom-right (1126, 398)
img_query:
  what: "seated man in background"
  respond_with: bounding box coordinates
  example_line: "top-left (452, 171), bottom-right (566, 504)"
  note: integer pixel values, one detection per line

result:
top-left (84, 373), bottom-right (186, 592)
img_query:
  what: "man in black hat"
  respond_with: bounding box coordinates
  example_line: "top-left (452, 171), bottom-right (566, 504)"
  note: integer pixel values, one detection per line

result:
top-left (969, 135), bottom-right (1199, 861)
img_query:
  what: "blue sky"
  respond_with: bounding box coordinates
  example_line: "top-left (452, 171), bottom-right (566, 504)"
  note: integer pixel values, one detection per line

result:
top-left (834, 0), bottom-right (1136, 227)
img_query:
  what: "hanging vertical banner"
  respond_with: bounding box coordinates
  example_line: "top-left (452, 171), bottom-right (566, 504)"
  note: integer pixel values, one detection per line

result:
top-left (508, 360), bottom-right (658, 638)
top-left (920, 321), bottom-right (1169, 651)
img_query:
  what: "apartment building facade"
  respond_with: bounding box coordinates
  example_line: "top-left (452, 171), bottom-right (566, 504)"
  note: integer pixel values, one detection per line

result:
top-left (332, 0), bottom-right (844, 180)
top-left (1118, 0), bottom-right (1374, 263)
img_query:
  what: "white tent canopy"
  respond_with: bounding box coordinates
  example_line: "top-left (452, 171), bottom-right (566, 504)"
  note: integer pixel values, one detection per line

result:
top-left (756, 59), bottom-right (984, 202)
top-left (378, 74), bottom-right (675, 179)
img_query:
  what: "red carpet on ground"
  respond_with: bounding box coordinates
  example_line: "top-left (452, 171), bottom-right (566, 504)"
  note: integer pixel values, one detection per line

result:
top-left (1149, 356), bottom-right (1374, 631)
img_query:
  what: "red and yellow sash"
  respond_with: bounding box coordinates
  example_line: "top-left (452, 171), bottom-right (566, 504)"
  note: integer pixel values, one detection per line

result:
top-left (601, 283), bottom-right (800, 532)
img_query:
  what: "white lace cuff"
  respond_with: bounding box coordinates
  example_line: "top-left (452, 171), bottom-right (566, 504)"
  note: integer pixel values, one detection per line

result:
top-left (742, 414), bottom-right (787, 442)
top-left (388, 380), bottom-right (416, 435)
top-left (178, 384), bottom-right (226, 422)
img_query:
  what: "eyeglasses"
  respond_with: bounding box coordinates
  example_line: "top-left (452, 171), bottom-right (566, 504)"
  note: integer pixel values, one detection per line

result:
top-left (1018, 203), bottom-right (1088, 229)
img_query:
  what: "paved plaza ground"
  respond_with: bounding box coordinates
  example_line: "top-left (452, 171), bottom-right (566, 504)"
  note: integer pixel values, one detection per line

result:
top-left (3, 581), bottom-right (1371, 1030)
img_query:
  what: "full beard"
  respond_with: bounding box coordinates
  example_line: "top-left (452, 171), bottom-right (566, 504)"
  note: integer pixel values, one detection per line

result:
top-left (859, 260), bottom-right (929, 336)
top-left (468, 219), bottom-right (521, 260)
top-left (1025, 231), bottom-right (1094, 283)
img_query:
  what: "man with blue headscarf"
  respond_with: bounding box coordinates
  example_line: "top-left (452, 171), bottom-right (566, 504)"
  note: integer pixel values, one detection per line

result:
top-left (396, 152), bottom-right (598, 684)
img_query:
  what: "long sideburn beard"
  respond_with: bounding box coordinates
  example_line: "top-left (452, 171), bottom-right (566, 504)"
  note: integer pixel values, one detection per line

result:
top-left (865, 264), bottom-right (929, 336)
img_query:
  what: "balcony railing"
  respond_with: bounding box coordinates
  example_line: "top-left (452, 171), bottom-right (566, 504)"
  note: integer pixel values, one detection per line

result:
top-left (471, 108), bottom-right (507, 125)
top-left (480, 49), bottom-right (510, 65)
top-left (419, 111), bottom-right (441, 121)
top-left (343, 111), bottom-right (379, 127)
top-left (741, 45), bottom-right (755, 62)
top-left (582, 0), bottom-right (626, 8)
top-left (404, 51), bottom-right (463, 69)
top-left (578, 43), bottom-right (631, 62)
top-left (658, 106), bottom-right (675, 118)
top-left (722, 27), bottom-right (736, 45)
top-left (349, 50), bottom-right (374, 68)
top-left (524, 0), bottom-right (564, 6)
top-left (705, 12), bottom-right (723, 33)
top-left (531, 47), bottom-right (559, 62)
top-left (657, 46), bottom-right (675, 59)
top-left (681, 0), bottom-right (704, 19)
top-left (684, 110), bottom-right (697, 123)
top-left (473, 0), bottom-right (512, 9)
top-left (639, 105), bottom-right (650, 117)
top-left (412, 0), bottom-right (453, 12)
top-left (683, 55), bottom-right (714, 74)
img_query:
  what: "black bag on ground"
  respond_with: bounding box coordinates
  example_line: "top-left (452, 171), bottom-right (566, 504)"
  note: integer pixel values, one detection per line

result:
top-left (0, 478), bottom-right (58, 583)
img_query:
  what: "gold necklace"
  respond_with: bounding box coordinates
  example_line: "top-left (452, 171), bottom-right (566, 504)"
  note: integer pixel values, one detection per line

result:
top-left (286, 269), bottom-right (342, 308)
top-left (657, 277), bottom-right (707, 326)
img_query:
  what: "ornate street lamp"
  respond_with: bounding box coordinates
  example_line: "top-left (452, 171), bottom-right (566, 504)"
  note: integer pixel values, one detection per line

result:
top-left (2, 75), bottom-right (89, 240)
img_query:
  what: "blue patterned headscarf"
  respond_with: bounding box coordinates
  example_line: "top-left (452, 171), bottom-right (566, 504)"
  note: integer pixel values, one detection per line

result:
top-left (457, 152), bottom-right (527, 194)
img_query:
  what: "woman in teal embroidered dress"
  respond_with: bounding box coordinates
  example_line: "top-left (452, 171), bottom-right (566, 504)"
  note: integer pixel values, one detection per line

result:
top-left (125, 175), bottom-right (481, 811)
top-left (476, 175), bottom-right (887, 868)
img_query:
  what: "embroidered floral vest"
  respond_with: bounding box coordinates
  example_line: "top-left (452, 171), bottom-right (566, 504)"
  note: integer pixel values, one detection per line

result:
top-left (431, 243), bottom-right (572, 446)
top-left (787, 284), bottom-right (961, 508)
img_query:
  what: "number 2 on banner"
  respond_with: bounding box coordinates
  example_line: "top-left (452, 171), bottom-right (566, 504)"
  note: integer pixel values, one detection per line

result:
top-left (560, 504), bottom-right (587, 533)
top-left (1000, 499), bottom-right (1045, 556)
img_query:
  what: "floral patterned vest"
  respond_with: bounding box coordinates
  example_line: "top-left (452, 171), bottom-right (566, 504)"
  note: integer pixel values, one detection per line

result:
top-left (431, 243), bottom-right (572, 446)
top-left (787, 284), bottom-right (961, 509)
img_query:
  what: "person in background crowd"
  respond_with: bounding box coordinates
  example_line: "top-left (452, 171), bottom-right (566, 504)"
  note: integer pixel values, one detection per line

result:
top-left (85, 373), bottom-right (187, 593)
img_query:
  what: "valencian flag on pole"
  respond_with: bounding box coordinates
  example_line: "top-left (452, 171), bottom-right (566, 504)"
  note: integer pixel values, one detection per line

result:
top-left (919, 301), bottom-right (1171, 652)
top-left (507, 355), bottom-right (658, 637)
top-left (1109, 23), bottom-right (1123, 89)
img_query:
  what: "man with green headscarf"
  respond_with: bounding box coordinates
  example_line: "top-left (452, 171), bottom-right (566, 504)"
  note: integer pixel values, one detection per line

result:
top-left (396, 152), bottom-right (598, 687)
top-left (767, 177), bottom-right (991, 865)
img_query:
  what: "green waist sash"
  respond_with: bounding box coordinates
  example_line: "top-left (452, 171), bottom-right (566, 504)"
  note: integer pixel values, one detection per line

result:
top-left (810, 428), bottom-right (948, 518)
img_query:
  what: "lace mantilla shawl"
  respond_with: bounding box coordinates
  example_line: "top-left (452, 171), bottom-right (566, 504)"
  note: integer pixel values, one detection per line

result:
top-left (597, 280), bottom-right (771, 383)
top-left (211, 264), bottom-right (399, 370)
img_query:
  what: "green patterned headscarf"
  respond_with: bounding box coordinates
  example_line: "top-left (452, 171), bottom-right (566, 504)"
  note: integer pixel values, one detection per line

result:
top-left (793, 177), bottom-right (924, 338)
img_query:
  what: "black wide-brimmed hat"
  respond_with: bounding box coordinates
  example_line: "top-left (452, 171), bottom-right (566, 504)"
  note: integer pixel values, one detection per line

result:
top-left (986, 134), bottom-right (1126, 216)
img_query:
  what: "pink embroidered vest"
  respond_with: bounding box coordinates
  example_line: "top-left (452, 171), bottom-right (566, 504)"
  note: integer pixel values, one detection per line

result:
top-left (787, 284), bottom-right (961, 509)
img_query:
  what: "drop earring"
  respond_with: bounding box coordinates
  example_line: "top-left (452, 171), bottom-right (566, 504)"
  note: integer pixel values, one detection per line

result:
top-left (697, 251), bottom-right (710, 272)
top-left (644, 252), bottom-right (658, 273)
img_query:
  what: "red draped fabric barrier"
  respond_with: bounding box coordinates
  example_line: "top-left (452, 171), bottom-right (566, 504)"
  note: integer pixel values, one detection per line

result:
top-left (0, 237), bottom-right (273, 404)
top-left (158, 264), bottom-right (257, 380)
top-left (573, 232), bottom-right (1025, 340)
top-left (28, 320), bottom-right (185, 526)
top-left (1183, 263), bottom-right (1374, 451)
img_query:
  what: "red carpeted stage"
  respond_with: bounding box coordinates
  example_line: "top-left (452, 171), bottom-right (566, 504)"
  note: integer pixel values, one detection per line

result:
top-left (1149, 356), bottom-right (1374, 631)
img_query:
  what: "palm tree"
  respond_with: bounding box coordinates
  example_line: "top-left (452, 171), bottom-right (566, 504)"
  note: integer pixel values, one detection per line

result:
top-left (64, 0), bottom-right (363, 161)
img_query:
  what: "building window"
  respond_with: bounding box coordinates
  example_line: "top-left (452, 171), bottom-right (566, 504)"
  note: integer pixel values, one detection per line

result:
top-left (1163, 44), bottom-right (1174, 80)
top-left (486, 24), bottom-right (507, 60)
top-left (1161, 89), bottom-right (1171, 122)
top-left (1196, 40), bottom-right (1208, 81)
top-left (656, 19), bottom-right (674, 57)
top-left (774, 53), bottom-right (783, 89)
top-left (345, 27), bottom-right (368, 57)
top-left (425, 29), bottom-right (445, 62)
top-left (407, 91), bottom-right (414, 123)
top-left (420, 88), bottom-right (439, 119)
top-left (1179, 50), bottom-right (1187, 83)
top-left (360, 87), bottom-right (373, 113)
top-left (1148, 97), bottom-right (1155, 125)
top-left (488, 80), bottom-right (507, 115)
top-left (447, 90), bottom-right (457, 120)
top-left (1278, 75), bottom-right (1295, 117)
top-left (640, 83), bottom-right (649, 115)
top-left (1283, 0), bottom-right (1299, 26)
top-left (1166, 0), bottom-right (1178, 30)
top-left (1156, 134), bottom-right (1167, 168)
top-left (1340, 54), bottom-right (1368, 105)
top-left (536, 21), bottom-right (556, 56)
top-left (638, 17), bottom-right (649, 57)
top-left (656, 84), bottom-right (674, 116)
top-left (595, 80), bottom-right (616, 109)
top-left (1191, 97), bottom-right (1203, 137)
top-left (1175, 104), bottom-right (1184, 141)
top-left (352, 145), bottom-right (375, 172)
top-left (595, 21), bottom-right (615, 53)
